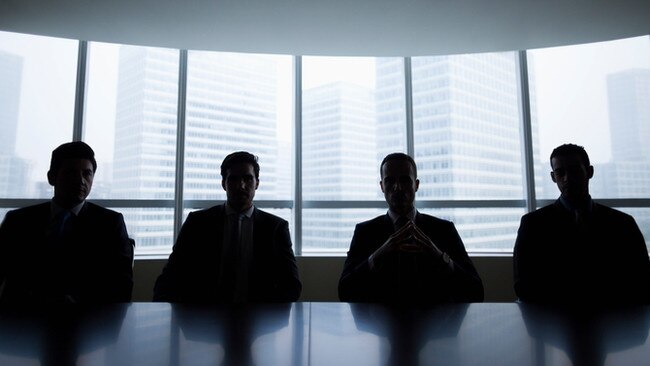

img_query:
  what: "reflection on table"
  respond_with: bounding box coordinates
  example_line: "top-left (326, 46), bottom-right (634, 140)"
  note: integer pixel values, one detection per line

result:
top-left (0, 302), bottom-right (648, 366)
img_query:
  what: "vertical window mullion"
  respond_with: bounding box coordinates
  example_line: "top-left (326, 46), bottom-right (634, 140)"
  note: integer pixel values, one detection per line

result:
top-left (73, 40), bottom-right (88, 141)
top-left (293, 55), bottom-right (303, 255)
top-left (173, 50), bottom-right (188, 241)
top-left (404, 57), bottom-right (415, 157)
top-left (516, 50), bottom-right (536, 213)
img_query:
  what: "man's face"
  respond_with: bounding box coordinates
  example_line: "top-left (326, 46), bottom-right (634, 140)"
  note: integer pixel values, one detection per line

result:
top-left (47, 158), bottom-right (95, 208)
top-left (551, 154), bottom-right (593, 203)
top-left (380, 159), bottom-right (419, 215)
top-left (222, 163), bottom-right (259, 212)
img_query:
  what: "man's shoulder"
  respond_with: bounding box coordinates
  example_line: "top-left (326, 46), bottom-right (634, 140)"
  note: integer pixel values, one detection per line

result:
top-left (83, 201), bottom-right (124, 219)
top-left (185, 204), bottom-right (224, 220)
top-left (6, 202), bottom-right (49, 215)
top-left (355, 214), bottom-right (389, 229)
top-left (3, 202), bottom-right (50, 223)
top-left (415, 211), bottom-right (454, 227)
top-left (593, 202), bottom-right (636, 222)
top-left (521, 202), bottom-right (560, 222)
top-left (253, 207), bottom-right (288, 225)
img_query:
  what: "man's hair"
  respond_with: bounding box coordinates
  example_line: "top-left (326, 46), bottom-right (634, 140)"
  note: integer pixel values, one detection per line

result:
top-left (49, 141), bottom-right (97, 174)
top-left (220, 151), bottom-right (260, 180)
top-left (550, 144), bottom-right (591, 168)
top-left (380, 152), bottom-right (417, 178)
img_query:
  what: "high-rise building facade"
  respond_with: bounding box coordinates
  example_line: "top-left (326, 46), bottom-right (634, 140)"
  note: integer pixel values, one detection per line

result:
top-left (302, 81), bottom-right (378, 249)
top-left (0, 50), bottom-right (30, 198)
top-left (605, 68), bottom-right (650, 245)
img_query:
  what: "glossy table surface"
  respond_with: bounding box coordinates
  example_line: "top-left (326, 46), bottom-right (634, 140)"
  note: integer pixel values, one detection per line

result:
top-left (0, 302), bottom-right (648, 366)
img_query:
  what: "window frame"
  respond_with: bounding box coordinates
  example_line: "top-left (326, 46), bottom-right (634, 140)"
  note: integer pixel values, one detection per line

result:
top-left (2, 35), bottom-right (650, 257)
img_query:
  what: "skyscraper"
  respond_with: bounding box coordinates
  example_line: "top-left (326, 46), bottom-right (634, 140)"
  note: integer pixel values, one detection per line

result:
top-left (608, 69), bottom-right (650, 163)
top-left (302, 81), bottom-right (378, 249)
top-left (0, 51), bottom-right (22, 155)
top-left (606, 68), bottom-right (650, 245)
top-left (0, 50), bottom-right (30, 198)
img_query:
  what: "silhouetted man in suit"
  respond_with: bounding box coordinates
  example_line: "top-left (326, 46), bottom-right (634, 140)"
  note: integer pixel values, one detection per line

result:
top-left (153, 151), bottom-right (301, 303)
top-left (0, 141), bottom-right (134, 304)
top-left (513, 144), bottom-right (650, 305)
top-left (339, 153), bottom-right (483, 303)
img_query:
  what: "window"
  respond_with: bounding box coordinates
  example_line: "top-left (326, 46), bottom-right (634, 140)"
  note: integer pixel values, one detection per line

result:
top-left (529, 36), bottom-right (650, 200)
top-left (1, 29), bottom-right (649, 255)
top-left (529, 36), bottom-right (650, 248)
top-left (85, 42), bottom-right (179, 252)
top-left (412, 52), bottom-right (525, 252)
top-left (301, 56), bottom-right (405, 251)
top-left (0, 31), bottom-right (77, 199)
top-left (184, 51), bottom-right (293, 202)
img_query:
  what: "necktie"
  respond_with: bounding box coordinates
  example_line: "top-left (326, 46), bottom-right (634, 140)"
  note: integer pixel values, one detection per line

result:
top-left (51, 210), bottom-right (73, 244)
top-left (395, 216), bottom-right (418, 300)
top-left (575, 209), bottom-right (585, 226)
top-left (221, 214), bottom-right (243, 300)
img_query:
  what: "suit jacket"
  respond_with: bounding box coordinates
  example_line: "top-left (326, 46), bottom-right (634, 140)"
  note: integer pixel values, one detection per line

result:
top-left (153, 205), bottom-right (301, 303)
top-left (338, 212), bottom-right (484, 303)
top-left (513, 199), bottom-right (650, 305)
top-left (0, 202), bottom-right (134, 304)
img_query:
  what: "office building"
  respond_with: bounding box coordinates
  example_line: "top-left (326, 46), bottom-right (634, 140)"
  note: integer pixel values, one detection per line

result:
top-left (0, 51), bottom-right (30, 198)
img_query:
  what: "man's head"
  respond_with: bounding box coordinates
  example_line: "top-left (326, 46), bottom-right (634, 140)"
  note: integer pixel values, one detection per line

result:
top-left (221, 151), bottom-right (260, 212)
top-left (380, 153), bottom-right (419, 216)
top-left (549, 144), bottom-right (594, 204)
top-left (47, 141), bottom-right (97, 208)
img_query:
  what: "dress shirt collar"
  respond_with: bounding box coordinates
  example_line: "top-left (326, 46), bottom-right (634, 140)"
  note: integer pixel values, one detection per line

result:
top-left (387, 207), bottom-right (417, 224)
top-left (558, 195), bottom-right (593, 214)
top-left (225, 203), bottom-right (254, 219)
top-left (50, 199), bottom-right (85, 218)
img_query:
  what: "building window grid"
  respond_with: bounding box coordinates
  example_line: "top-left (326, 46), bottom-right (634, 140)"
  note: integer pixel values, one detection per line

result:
top-left (2, 39), bottom-right (649, 256)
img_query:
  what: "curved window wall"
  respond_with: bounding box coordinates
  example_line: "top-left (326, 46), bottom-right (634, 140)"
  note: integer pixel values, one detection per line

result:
top-left (1, 30), bottom-right (649, 255)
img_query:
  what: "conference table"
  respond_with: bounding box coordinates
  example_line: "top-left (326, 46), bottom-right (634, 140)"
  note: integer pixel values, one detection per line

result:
top-left (0, 302), bottom-right (648, 366)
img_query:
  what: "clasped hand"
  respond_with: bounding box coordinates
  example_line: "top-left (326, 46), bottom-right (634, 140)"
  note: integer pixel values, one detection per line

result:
top-left (371, 220), bottom-right (443, 265)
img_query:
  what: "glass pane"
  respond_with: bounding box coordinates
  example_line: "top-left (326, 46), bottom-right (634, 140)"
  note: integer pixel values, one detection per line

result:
top-left (420, 208), bottom-right (525, 253)
top-left (302, 56), bottom-right (406, 201)
top-left (302, 208), bottom-right (386, 253)
top-left (110, 207), bottom-right (175, 255)
top-left (0, 208), bottom-right (12, 223)
top-left (184, 51), bottom-right (293, 201)
top-left (85, 42), bottom-right (179, 200)
top-left (0, 31), bottom-right (77, 199)
top-left (412, 52), bottom-right (524, 200)
top-left (529, 36), bottom-right (650, 199)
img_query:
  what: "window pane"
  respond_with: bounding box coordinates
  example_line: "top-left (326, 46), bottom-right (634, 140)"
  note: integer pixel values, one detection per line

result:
top-left (184, 51), bottom-right (293, 201)
top-left (85, 43), bottom-right (179, 200)
top-left (412, 52), bottom-right (524, 201)
top-left (0, 208), bottom-right (12, 223)
top-left (85, 42), bottom-right (179, 255)
top-left (529, 36), bottom-right (650, 199)
top-left (302, 57), bottom-right (406, 201)
top-left (302, 208), bottom-right (386, 253)
top-left (110, 207), bottom-right (175, 255)
top-left (420, 208), bottom-right (525, 253)
top-left (0, 31), bottom-right (77, 199)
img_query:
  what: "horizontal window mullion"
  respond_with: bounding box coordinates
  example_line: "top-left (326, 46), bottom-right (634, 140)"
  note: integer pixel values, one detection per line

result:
top-left (537, 198), bottom-right (650, 208)
top-left (5, 198), bottom-right (650, 210)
